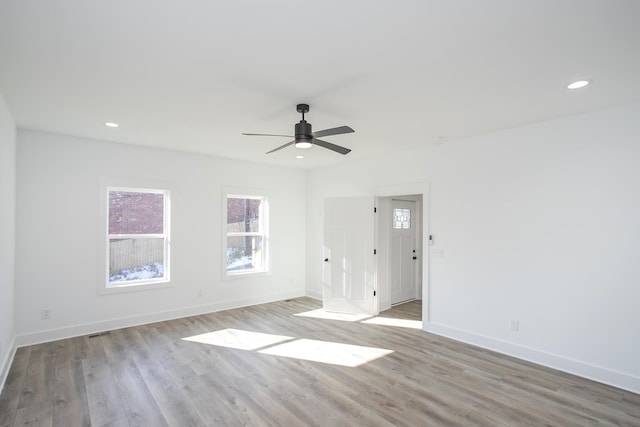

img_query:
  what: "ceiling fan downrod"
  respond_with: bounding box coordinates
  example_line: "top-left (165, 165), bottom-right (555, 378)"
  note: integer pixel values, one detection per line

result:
top-left (295, 104), bottom-right (312, 146)
top-left (296, 103), bottom-right (309, 119)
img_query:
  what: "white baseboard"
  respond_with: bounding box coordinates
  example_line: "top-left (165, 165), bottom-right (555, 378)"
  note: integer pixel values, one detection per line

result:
top-left (15, 291), bottom-right (305, 348)
top-left (424, 321), bottom-right (640, 395)
top-left (0, 336), bottom-right (16, 394)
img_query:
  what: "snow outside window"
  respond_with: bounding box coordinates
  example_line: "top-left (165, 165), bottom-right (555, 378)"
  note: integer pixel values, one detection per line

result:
top-left (105, 187), bottom-right (170, 290)
top-left (224, 193), bottom-right (269, 277)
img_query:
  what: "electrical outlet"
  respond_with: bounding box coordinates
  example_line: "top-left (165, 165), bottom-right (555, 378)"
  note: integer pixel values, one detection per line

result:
top-left (510, 320), bottom-right (519, 332)
top-left (41, 309), bottom-right (52, 320)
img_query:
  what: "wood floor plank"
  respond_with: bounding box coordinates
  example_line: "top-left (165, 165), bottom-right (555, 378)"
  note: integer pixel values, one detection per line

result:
top-left (241, 376), bottom-right (318, 427)
top-left (12, 405), bottom-right (53, 427)
top-left (110, 359), bottom-right (168, 427)
top-left (166, 363), bottom-right (238, 426)
top-left (1, 297), bottom-right (639, 426)
top-left (136, 364), bottom-right (206, 427)
top-left (0, 347), bottom-right (30, 427)
top-left (83, 360), bottom-right (128, 427)
top-left (46, 338), bottom-right (91, 424)
top-left (12, 342), bottom-right (59, 426)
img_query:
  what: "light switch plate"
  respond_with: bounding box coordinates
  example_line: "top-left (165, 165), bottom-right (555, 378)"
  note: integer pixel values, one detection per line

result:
top-left (431, 247), bottom-right (444, 258)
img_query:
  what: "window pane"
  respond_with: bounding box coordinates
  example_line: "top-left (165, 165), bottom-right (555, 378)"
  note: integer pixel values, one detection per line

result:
top-left (227, 198), bottom-right (262, 233)
top-left (227, 235), bottom-right (264, 272)
top-left (109, 237), bottom-right (165, 283)
top-left (393, 208), bottom-right (411, 229)
top-left (109, 191), bottom-right (164, 234)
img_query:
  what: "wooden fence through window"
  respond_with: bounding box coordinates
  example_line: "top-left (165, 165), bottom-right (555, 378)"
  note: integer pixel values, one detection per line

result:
top-left (109, 238), bottom-right (164, 271)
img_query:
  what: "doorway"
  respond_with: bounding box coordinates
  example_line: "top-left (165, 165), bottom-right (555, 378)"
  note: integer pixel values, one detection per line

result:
top-left (390, 198), bottom-right (418, 305)
top-left (321, 184), bottom-right (428, 324)
top-left (375, 193), bottom-right (424, 315)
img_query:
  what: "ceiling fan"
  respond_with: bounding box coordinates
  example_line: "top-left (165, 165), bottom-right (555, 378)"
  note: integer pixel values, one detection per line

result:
top-left (242, 104), bottom-right (354, 155)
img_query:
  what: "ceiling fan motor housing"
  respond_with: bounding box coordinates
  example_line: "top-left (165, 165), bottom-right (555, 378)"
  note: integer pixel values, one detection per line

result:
top-left (295, 120), bottom-right (313, 142)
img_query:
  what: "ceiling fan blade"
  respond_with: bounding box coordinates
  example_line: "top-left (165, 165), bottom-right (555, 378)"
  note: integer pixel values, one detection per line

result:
top-left (312, 126), bottom-right (354, 139)
top-left (242, 133), bottom-right (294, 138)
top-left (266, 140), bottom-right (295, 154)
top-left (313, 138), bottom-right (351, 155)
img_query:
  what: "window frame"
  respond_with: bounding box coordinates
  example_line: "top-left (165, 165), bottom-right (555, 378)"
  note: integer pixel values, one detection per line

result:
top-left (98, 178), bottom-right (172, 295)
top-left (223, 188), bottom-right (270, 279)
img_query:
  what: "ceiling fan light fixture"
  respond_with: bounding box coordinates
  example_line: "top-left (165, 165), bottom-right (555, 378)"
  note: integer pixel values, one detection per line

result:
top-left (567, 80), bottom-right (590, 90)
top-left (295, 141), bottom-right (312, 149)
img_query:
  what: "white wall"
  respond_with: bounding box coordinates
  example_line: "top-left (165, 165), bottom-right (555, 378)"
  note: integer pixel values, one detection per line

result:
top-left (15, 130), bottom-right (306, 344)
top-left (0, 94), bottom-right (16, 391)
top-left (306, 102), bottom-right (640, 393)
top-left (10, 103), bottom-right (640, 394)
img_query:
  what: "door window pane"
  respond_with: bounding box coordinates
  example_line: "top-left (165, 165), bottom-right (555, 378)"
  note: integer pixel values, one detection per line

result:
top-left (393, 208), bottom-right (411, 229)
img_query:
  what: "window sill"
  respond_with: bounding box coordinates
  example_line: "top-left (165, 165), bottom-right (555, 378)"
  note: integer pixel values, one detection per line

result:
top-left (99, 279), bottom-right (173, 295)
top-left (223, 270), bottom-right (271, 280)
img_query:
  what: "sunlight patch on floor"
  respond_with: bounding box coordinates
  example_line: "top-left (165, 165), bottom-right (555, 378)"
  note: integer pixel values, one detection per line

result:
top-left (361, 316), bottom-right (422, 329)
top-left (182, 328), bottom-right (393, 367)
top-left (259, 339), bottom-right (393, 367)
top-left (183, 328), bottom-right (293, 350)
top-left (296, 309), bottom-right (422, 329)
top-left (294, 309), bottom-right (372, 322)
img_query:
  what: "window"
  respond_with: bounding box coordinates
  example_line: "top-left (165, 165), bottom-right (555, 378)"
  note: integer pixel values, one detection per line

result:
top-left (393, 208), bottom-right (411, 229)
top-left (104, 187), bottom-right (170, 290)
top-left (224, 193), bottom-right (269, 276)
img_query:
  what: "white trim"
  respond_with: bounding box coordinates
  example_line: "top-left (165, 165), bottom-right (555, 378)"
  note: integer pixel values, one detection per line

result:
top-left (424, 321), bottom-right (640, 395)
top-left (222, 186), bottom-right (271, 279)
top-left (15, 291), bottom-right (304, 349)
top-left (98, 177), bottom-right (173, 295)
top-left (374, 182), bottom-right (430, 322)
top-left (0, 336), bottom-right (16, 393)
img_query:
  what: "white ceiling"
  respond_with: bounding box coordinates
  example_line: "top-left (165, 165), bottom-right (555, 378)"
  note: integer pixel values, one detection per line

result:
top-left (1, 1), bottom-right (639, 169)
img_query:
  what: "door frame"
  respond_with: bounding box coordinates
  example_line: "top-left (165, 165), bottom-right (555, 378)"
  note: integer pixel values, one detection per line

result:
top-left (375, 182), bottom-right (429, 323)
top-left (389, 197), bottom-right (420, 305)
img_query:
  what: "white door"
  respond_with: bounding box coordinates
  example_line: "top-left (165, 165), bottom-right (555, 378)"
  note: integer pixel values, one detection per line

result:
top-left (323, 197), bottom-right (377, 315)
top-left (390, 199), bottom-right (416, 304)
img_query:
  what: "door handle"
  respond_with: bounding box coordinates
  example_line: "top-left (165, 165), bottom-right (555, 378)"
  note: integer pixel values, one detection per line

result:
top-left (324, 258), bottom-right (329, 262)
top-left (412, 256), bottom-right (417, 260)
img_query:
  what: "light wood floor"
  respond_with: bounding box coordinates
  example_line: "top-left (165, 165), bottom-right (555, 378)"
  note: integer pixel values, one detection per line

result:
top-left (1, 297), bottom-right (639, 426)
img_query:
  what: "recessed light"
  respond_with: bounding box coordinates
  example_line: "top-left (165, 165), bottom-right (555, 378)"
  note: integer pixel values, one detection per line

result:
top-left (104, 122), bottom-right (119, 128)
top-left (296, 155), bottom-right (304, 159)
top-left (567, 80), bottom-right (590, 90)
